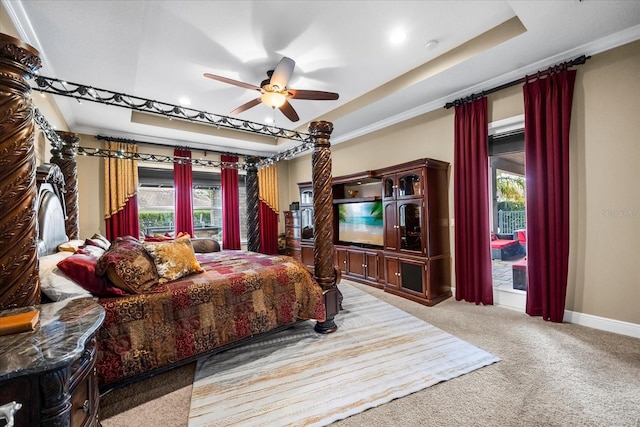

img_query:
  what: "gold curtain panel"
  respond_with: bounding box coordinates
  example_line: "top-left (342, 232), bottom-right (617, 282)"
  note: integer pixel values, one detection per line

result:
top-left (258, 164), bottom-right (279, 212)
top-left (104, 142), bottom-right (139, 218)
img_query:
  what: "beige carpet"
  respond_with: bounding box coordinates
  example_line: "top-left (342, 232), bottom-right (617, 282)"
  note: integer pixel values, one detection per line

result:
top-left (188, 282), bottom-right (499, 426)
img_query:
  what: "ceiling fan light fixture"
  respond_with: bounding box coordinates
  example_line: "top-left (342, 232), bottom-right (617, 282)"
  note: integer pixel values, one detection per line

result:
top-left (261, 91), bottom-right (287, 108)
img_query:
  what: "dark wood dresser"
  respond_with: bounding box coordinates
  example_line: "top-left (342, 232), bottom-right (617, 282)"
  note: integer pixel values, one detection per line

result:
top-left (0, 298), bottom-right (105, 427)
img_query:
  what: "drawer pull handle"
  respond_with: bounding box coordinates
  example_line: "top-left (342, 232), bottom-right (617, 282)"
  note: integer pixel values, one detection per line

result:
top-left (0, 401), bottom-right (22, 427)
top-left (82, 400), bottom-right (90, 413)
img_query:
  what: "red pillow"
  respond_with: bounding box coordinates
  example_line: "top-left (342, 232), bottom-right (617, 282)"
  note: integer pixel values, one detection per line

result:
top-left (144, 235), bottom-right (168, 242)
top-left (57, 252), bottom-right (130, 298)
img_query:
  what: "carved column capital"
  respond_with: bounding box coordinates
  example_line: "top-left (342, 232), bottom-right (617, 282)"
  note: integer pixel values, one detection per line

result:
top-left (52, 130), bottom-right (79, 159)
top-left (0, 33), bottom-right (41, 81)
top-left (309, 121), bottom-right (333, 147)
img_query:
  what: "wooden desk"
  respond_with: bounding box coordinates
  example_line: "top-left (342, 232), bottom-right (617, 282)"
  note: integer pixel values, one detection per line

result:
top-left (0, 298), bottom-right (105, 427)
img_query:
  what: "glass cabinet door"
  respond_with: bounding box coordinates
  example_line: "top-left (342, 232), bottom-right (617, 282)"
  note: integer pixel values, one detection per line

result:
top-left (300, 208), bottom-right (314, 239)
top-left (300, 190), bottom-right (313, 205)
top-left (383, 177), bottom-right (395, 199)
top-left (399, 202), bottom-right (422, 252)
top-left (398, 172), bottom-right (421, 197)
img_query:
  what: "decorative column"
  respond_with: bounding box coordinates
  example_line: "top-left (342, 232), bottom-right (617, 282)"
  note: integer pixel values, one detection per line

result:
top-left (245, 156), bottom-right (260, 253)
top-left (0, 33), bottom-right (42, 309)
top-left (309, 121), bottom-right (340, 334)
top-left (51, 131), bottom-right (80, 240)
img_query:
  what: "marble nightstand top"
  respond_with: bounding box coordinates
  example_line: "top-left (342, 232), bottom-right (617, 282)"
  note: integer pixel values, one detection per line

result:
top-left (0, 298), bottom-right (105, 381)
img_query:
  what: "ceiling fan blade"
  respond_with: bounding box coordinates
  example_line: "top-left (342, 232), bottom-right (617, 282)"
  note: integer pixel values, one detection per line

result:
top-left (288, 89), bottom-right (339, 100)
top-left (204, 73), bottom-right (261, 91)
top-left (269, 57), bottom-right (295, 90)
top-left (230, 98), bottom-right (262, 115)
top-left (279, 100), bottom-right (300, 122)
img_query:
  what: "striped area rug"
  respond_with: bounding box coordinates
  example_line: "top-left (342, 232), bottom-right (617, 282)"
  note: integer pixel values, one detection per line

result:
top-left (188, 282), bottom-right (500, 426)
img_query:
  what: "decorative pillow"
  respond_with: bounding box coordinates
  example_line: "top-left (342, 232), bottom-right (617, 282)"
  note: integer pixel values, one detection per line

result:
top-left (490, 231), bottom-right (498, 241)
top-left (85, 237), bottom-right (109, 251)
top-left (96, 236), bottom-right (160, 294)
top-left (191, 238), bottom-right (221, 253)
top-left (144, 234), bottom-right (172, 242)
top-left (39, 252), bottom-right (93, 301)
top-left (58, 252), bottom-right (129, 298)
top-left (58, 239), bottom-right (86, 253)
top-left (143, 235), bottom-right (204, 283)
top-left (77, 245), bottom-right (106, 258)
top-left (91, 233), bottom-right (111, 249)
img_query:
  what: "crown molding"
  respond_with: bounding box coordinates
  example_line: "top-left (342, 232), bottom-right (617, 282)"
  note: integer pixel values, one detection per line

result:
top-left (334, 24), bottom-right (640, 146)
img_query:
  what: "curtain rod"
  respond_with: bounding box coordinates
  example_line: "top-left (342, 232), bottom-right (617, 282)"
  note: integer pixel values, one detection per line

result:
top-left (444, 54), bottom-right (591, 109)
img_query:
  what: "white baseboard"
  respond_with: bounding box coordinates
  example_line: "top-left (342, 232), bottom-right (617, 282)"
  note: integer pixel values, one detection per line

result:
top-left (452, 286), bottom-right (640, 339)
top-left (563, 310), bottom-right (640, 339)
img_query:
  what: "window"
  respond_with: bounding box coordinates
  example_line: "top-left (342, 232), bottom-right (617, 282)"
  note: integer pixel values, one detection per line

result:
top-left (137, 166), bottom-right (247, 243)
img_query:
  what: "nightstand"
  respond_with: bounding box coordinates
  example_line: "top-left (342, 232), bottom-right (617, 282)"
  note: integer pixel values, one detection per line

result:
top-left (0, 298), bottom-right (105, 427)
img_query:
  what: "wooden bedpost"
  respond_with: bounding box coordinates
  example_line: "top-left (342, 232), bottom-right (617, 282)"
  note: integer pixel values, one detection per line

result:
top-left (51, 131), bottom-right (80, 240)
top-left (309, 121), bottom-right (340, 334)
top-left (245, 156), bottom-right (260, 253)
top-left (0, 33), bottom-right (42, 308)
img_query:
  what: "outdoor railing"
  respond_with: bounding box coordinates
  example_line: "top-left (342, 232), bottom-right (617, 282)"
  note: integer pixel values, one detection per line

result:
top-left (498, 210), bottom-right (526, 234)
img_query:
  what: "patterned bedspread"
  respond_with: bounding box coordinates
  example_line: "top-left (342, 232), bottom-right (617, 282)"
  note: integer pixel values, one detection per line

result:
top-left (96, 251), bottom-right (325, 388)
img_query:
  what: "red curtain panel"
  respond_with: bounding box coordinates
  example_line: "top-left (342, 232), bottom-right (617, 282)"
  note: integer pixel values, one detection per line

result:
top-left (221, 154), bottom-right (241, 250)
top-left (174, 148), bottom-right (195, 237)
top-left (453, 97), bottom-right (494, 305)
top-left (523, 69), bottom-right (576, 322)
top-left (259, 202), bottom-right (279, 255)
top-left (106, 195), bottom-right (140, 241)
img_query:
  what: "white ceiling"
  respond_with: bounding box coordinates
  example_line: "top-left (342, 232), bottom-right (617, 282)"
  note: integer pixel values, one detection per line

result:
top-left (5, 0), bottom-right (640, 158)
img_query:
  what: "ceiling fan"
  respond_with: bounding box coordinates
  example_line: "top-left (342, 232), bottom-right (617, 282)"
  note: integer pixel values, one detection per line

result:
top-left (204, 56), bottom-right (339, 122)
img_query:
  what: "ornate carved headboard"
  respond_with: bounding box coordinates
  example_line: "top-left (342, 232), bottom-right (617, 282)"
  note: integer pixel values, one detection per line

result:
top-left (36, 164), bottom-right (68, 256)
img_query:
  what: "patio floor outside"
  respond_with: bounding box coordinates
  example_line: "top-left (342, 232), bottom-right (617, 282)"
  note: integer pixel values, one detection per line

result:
top-left (492, 257), bottom-right (526, 292)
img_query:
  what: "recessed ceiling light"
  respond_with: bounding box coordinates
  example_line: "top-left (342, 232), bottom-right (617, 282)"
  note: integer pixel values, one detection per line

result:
top-left (265, 117), bottom-right (274, 124)
top-left (178, 97), bottom-right (191, 105)
top-left (425, 40), bottom-right (439, 50)
top-left (389, 29), bottom-right (407, 45)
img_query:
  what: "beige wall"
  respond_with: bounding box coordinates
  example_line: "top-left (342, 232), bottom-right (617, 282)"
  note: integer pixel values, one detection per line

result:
top-left (76, 135), bottom-right (104, 238)
top-left (283, 41), bottom-right (640, 325)
top-left (568, 41), bottom-right (640, 323)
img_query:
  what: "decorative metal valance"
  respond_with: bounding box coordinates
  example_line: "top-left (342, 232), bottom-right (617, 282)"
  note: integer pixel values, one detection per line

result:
top-left (32, 74), bottom-right (321, 167)
top-left (33, 75), bottom-right (311, 142)
top-left (33, 102), bottom-right (315, 169)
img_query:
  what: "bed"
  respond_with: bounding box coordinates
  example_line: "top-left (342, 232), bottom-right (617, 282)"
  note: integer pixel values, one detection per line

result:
top-left (0, 35), bottom-right (340, 393)
top-left (33, 145), bottom-right (336, 392)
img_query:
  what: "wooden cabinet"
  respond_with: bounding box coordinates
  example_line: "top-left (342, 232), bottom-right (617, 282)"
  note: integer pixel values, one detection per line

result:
top-left (334, 245), bottom-right (384, 288)
top-left (295, 182), bottom-right (315, 270)
top-left (298, 182), bottom-right (314, 242)
top-left (378, 159), bottom-right (452, 306)
top-left (301, 243), bottom-right (314, 269)
top-left (284, 210), bottom-right (301, 262)
top-left (0, 299), bottom-right (105, 427)
top-left (327, 160), bottom-right (451, 305)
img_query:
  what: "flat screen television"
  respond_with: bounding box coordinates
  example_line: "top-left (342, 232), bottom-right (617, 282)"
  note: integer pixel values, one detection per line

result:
top-left (337, 200), bottom-right (384, 247)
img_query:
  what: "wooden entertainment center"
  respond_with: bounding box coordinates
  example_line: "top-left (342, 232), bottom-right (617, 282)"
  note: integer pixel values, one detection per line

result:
top-left (285, 158), bottom-right (452, 306)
